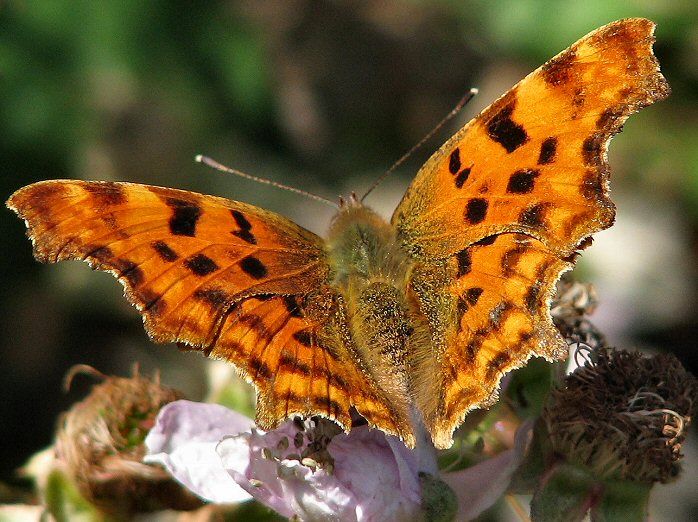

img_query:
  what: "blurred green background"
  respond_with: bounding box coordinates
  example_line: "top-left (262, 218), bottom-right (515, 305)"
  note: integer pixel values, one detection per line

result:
top-left (1, 1), bottom-right (696, 519)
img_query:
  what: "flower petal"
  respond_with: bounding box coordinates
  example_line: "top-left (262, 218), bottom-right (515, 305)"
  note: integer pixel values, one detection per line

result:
top-left (443, 421), bottom-right (533, 520)
top-left (329, 426), bottom-right (422, 520)
top-left (144, 400), bottom-right (254, 503)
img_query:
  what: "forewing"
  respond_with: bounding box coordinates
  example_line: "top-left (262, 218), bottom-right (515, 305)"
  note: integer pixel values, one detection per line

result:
top-left (8, 180), bottom-right (327, 346)
top-left (393, 18), bottom-right (669, 259)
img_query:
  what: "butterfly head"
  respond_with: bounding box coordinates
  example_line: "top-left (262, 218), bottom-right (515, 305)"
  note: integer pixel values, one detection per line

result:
top-left (337, 191), bottom-right (361, 210)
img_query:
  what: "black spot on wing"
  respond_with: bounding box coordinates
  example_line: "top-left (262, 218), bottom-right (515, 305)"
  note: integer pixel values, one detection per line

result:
top-left (237, 314), bottom-right (273, 343)
top-left (457, 298), bottom-right (470, 319)
top-left (152, 240), bottom-right (179, 262)
top-left (541, 48), bottom-right (576, 86)
top-left (449, 148), bottom-right (461, 174)
top-left (118, 261), bottom-right (144, 288)
top-left (249, 357), bottom-right (273, 380)
top-left (203, 337), bottom-right (232, 358)
top-left (580, 170), bottom-right (604, 200)
top-left (194, 288), bottom-right (231, 310)
top-left (231, 209), bottom-right (252, 230)
top-left (282, 295), bottom-right (304, 318)
top-left (316, 367), bottom-right (348, 392)
top-left (84, 182), bottom-right (127, 206)
top-left (454, 167), bottom-right (471, 189)
top-left (486, 101), bottom-right (528, 153)
top-left (293, 330), bottom-right (313, 346)
top-left (312, 396), bottom-right (342, 417)
top-left (464, 198), bottom-right (488, 224)
top-left (596, 108), bottom-right (623, 131)
top-left (582, 134), bottom-right (604, 167)
top-left (84, 246), bottom-right (143, 288)
top-left (507, 169), bottom-right (540, 194)
top-left (501, 245), bottom-right (526, 277)
top-left (538, 137), bottom-right (558, 164)
top-left (167, 198), bottom-right (202, 237)
top-left (279, 390), bottom-right (303, 407)
top-left (231, 210), bottom-right (257, 244)
top-left (279, 352), bottom-right (311, 376)
top-left (184, 254), bottom-right (219, 276)
top-left (140, 288), bottom-right (167, 317)
top-left (239, 256), bottom-right (268, 279)
top-left (232, 229), bottom-right (257, 244)
top-left (519, 203), bottom-right (547, 228)
top-left (486, 352), bottom-right (512, 380)
top-left (463, 287), bottom-right (483, 306)
top-left (473, 235), bottom-right (497, 247)
top-left (464, 331), bottom-right (486, 364)
top-left (525, 282), bottom-right (543, 314)
top-left (292, 330), bottom-right (342, 362)
top-left (456, 249), bottom-right (472, 277)
top-left (87, 245), bottom-right (114, 263)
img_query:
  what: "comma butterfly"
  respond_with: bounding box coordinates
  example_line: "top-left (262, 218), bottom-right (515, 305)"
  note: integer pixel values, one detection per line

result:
top-left (7, 19), bottom-right (669, 448)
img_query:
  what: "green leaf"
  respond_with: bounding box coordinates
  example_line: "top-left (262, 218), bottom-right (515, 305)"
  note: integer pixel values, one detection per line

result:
top-left (506, 358), bottom-right (555, 418)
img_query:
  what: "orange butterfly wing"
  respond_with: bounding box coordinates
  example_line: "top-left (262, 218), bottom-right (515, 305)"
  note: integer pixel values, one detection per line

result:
top-left (393, 19), bottom-right (669, 447)
top-left (7, 181), bottom-right (414, 444)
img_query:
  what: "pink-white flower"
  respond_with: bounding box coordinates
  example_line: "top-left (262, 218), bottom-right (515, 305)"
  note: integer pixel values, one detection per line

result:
top-left (144, 400), bottom-right (529, 521)
top-left (145, 400), bottom-right (421, 521)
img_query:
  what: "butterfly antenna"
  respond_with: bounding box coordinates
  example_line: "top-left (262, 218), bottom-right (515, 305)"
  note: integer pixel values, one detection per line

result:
top-left (360, 88), bottom-right (478, 203)
top-left (196, 155), bottom-right (338, 208)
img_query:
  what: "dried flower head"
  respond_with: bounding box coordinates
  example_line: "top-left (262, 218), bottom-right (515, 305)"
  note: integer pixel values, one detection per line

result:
top-left (543, 347), bottom-right (697, 483)
top-left (54, 366), bottom-right (200, 515)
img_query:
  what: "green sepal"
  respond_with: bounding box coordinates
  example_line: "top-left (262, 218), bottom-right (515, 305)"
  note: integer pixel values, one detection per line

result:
top-left (44, 468), bottom-right (107, 522)
top-left (590, 479), bottom-right (651, 522)
top-left (529, 461), bottom-right (653, 522)
top-left (530, 461), bottom-right (597, 522)
top-left (419, 472), bottom-right (458, 522)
